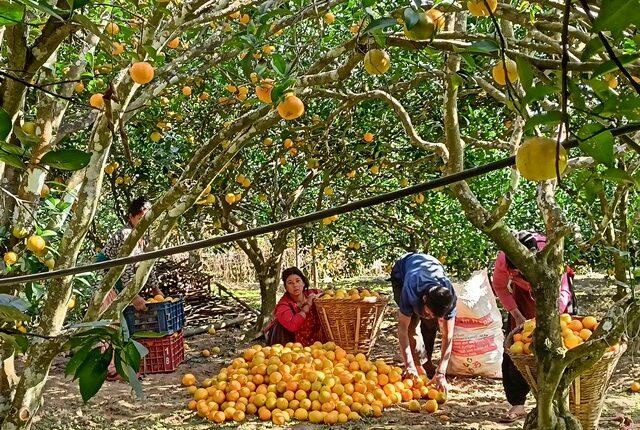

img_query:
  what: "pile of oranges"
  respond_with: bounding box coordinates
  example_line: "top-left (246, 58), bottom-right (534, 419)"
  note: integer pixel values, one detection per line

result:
top-left (319, 288), bottom-right (383, 301)
top-left (182, 341), bottom-right (445, 424)
top-left (509, 314), bottom-right (618, 355)
top-left (146, 294), bottom-right (178, 304)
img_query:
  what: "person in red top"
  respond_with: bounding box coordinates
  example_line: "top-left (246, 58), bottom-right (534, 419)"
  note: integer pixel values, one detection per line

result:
top-left (272, 267), bottom-right (325, 346)
top-left (492, 231), bottom-right (574, 423)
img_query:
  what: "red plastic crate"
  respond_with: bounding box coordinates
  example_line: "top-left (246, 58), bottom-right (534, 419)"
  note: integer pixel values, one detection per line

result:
top-left (138, 330), bottom-right (184, 374)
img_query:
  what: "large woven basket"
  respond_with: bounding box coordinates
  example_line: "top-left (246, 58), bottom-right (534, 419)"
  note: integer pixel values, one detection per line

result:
top-left (505, 322), bottom-right (627, 430)
top-left (315, 296), bottom-right (388, 356)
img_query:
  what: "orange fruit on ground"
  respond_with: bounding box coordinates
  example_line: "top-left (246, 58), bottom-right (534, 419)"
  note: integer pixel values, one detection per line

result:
top-left (182, 374), bottom-right (197, 386)
top-left (424, 399), bottom-right (438, 413)
top-left (631, 382), bottom-right (640, 392)
top-left (309, 410), bottom-right (324, 423)
top-left (232, 410), bottom-right (245, 422)
top-left (516, 137), bottom-right (568, 181)
top-left (408, 399), bottom-right (421, 412)
top-left (129, 61), bottom-right (155, 85)
top-left (182, 86), bottom-right (192, 96)
top-left (467, 0), bottom-right (498, 17)
top-left (188, 400), bottom-right (197, 410)
top-left (194, 388), bottom-right (208, 401)
top-left (427, 388), bottom-right (439, 400)
top-left (202, 349), bottom-right (211, 357)
top-left (212, 411), bottom-right (225, 423)
top-left (582, 316), bottom-right (598, 330)
top-left (277, 93), bottom-right (304, 120)
top-left (258, 406), bottom-right (271, 421)
top-left (89, 93), bottom-right (104, 109)
top-left (168, 38), bottom-right (180, 49)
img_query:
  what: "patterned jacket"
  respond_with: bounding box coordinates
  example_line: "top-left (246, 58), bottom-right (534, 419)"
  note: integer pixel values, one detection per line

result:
top-left (102, 225), bottom-right (160, 294)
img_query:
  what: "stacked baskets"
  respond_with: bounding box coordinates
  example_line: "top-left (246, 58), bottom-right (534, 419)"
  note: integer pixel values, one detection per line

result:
top-left (315, 294), bottom-right (388, 356)
top-left (124, 298), bottom-right (186, 373)
top-left (505, 320), bottom-right (626, 430)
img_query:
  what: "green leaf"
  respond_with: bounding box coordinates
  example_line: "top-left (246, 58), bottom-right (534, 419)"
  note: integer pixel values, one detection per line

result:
top-left (78, 347), bottom-right (110, 402)
top-left (450, 73), bottom-right (464, 90)
top-left (0, 107), bottom-right (11, 140)
top-left (125, 342), bottom-right (142, 373)
top-left (0, 1), bottom-right (24, 26)
top-left (126, 364), bottom-right (144, 399)
top-left (72, 346), bottom-right (102, 380)
top-left (271, 54), bottom-right (287, 77)
top-left (524, 85), bottom-right (558, 104)
top-left (72, 0), bottom-right (91, 8)
top-left (581, 38), bottom-right (603, 62)
top-left (41, 149), bottom-right (91, 170)
top-left (372, 30), bottom-right (386, 48)
top-left (524, 111), bottom-right (561, 132)
top-left (403, 7), bottom-right (419, 29)
top-left (515, 57), bottom-right (534, 92)
top-left (0, 294), bottom-right (29, 321)
top-left (363, 17), bottom-right (396, 34)
top-left (0, 150), bottom-right (24, 169)
top-left (592, 0), bottom-right (640, 37)
top-left (270, 77), bottom-right (295, 105)
top-left (577, 124), bottom-right (615, 166)
top-left (591, 54), bottom-right (640, 79)
top-left (601, 168), bottom-right (637, 185)
top-left (362, 0), bottom-right (376, 6)
top-left (15, 0), bottom-right (64, 20)
top-left (458, 40), bottom-right (499, 54)
top-left (65, 347), bottom-right (93, 377)
top-left (1, 142), bottom-right (26, 156)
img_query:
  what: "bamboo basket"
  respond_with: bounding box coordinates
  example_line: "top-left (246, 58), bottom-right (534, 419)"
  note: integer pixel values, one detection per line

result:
top-left (315, 296), bottom-right (388, 356)
top-left (505, 321), bottom-right (627, 430)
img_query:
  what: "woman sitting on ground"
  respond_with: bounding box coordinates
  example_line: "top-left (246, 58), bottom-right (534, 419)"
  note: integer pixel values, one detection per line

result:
top-left (267, 267), bottom-right (324, 346)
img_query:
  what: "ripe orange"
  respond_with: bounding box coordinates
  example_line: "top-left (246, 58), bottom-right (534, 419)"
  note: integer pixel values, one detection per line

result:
top-left (424, 399), bottom-right (438, 413)
top-left (129, 62), bottom-right (155, 85)
top-left (516, 137), bottom-right (568, 181)
top-left (426, 8), bottom-right (445, 29)
top-left (256, 80), bottom-right (274, 104)
top-left (363, 49), bottom-right (390, 75)
top-left (408, 399), bottom-right (420, 412)
top-left (467, 0), bottom-right (498, 17)
top-left (89, 93), bottom-right (104, 109)
top-left (492, 59), bottom-right (518, 86)
top-left (582, 316), bottom-right (598, 331)
top-left (403, 11), bottom-right (435, 41)
top-left (277, 93), bottom-right (304, 120)
top-left (182, 86), bottom-right (192, 96)
top-left (168, 38), bottom-right (180, 49)
top-left (568, 319), bottom-right (583, 332)
top-left (631, 382), bottom-right (640, 392)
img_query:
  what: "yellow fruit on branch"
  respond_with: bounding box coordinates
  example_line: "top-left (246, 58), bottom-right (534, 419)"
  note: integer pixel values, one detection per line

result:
top-left (277, 93), bottom-right (305, 120)
top-left (74, 82), bottom-right (85, 93)
top-left (105, 22), bottom-right (120, 35)
top-left (491, 59), bottom-right (519, 86)
top-left (225, 193), bottom-right (236, 204)
top-left (182, 86), bottom-right (192, 96)
top-left (40, 184), bottom-right (50, 198)
top-left (363, 132), bottom-right (374, 142)
top-left (26, 235), bottom-right (46, 254)
top-left (150, 131), bottom-right (163, 142)
top-left (111, 42), bottom-right (124, 56)
top-left (129, 61), bottom-right (155, 85)
top-left (3, 252), bottom-right (18, 266)
top-left (467, 0), bottom-right (498, 17)
top-left (89, 93), bottom-right (105, 109)
top-left (256, 80), bottom-right (274, 104)
top-left (403, 11), bottom-right (435, 41)
top-left (515, 137), bottom-right (568, 181)
top-left (324, 11), bottom-right (335, 24)
top-left (239, 13), bottom-right (250, 25)
top-left (168, 38), bottom-right (180, 49)
top-left (12, 226), bottom-right (28, 239)
top-left (323, 186), bottom-right (333, 196)
top-left (363, 49), bottom-right (390, 75)
top-left (426, 8), bottom-right (445, 30)
top-left (44, 258), bottom-right (55, 270)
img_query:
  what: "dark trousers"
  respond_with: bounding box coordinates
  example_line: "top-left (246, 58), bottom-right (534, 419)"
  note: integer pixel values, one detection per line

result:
top-left (502, 347), bottom-right (529, 406)
top-left (392, 279), bottom-right (439, 366)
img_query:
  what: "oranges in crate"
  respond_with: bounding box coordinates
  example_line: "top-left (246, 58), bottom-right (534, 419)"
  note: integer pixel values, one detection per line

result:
top-left (319, 288), bottom-right (383, 301)
top-left (510, 314), bottom-right (614, 355)
top-left (183, 341), bottom-right (445, 424)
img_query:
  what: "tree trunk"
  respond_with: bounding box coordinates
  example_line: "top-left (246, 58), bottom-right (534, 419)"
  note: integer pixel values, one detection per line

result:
top-left (613, 188), bottom-right (629, 299)
top-left (254, 261), bottom-right (283, 334)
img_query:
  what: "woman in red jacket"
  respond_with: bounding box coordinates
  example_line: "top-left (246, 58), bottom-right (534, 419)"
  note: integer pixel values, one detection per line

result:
top-left (269, 267), bottom-right (325, 346)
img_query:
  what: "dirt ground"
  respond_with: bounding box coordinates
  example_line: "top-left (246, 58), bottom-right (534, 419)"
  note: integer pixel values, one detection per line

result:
top-left (33, 274), bottom-right (640, 430)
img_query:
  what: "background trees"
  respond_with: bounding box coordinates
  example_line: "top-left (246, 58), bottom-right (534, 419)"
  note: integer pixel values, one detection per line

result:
top-left (0, 0), bottom-right (639, 429)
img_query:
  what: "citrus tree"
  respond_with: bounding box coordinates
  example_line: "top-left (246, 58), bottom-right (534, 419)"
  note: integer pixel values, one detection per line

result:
top-left (0, 0), bottom-right (640, 429)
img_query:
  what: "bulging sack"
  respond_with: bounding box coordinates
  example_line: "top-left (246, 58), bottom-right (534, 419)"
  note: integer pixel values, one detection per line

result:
top-left (447, 269), bottom-right (503, 378)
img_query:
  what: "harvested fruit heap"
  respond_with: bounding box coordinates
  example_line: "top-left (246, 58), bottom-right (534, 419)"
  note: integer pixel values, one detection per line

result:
top-left (318, 288), bottom-right (383, 300)
top-left (509, 314), bottom-right (619, 355)
top-left (146, 294), bottom-right (179, 304)
top-left (183, 341), bottom-right (445, 424)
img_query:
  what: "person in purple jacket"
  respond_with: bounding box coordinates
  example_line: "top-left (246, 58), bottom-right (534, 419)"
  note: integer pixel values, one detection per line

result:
top-left (390, 253), bottom-right (457, 394)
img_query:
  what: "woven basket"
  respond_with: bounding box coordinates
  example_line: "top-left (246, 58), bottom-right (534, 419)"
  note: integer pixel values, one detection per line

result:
top-left (315, 296), bottom-right (388, 356)
top-left (505, 321), bottom-right (627, 430)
